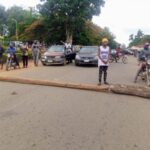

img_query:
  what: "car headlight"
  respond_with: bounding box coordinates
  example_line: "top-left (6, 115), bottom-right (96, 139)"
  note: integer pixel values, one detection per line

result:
top-left (75, 55), bottom-right (80, 60)
top-left (42, 55), bottom-right (47, 59)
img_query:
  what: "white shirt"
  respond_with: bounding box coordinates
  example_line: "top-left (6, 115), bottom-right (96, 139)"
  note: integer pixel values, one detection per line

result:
top-left (65, 43), bottom-right (71, 49)
top-left (98, 46), bottom-right (110, 66)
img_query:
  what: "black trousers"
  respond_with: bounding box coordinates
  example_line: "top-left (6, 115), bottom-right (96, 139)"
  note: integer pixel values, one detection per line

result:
top-left (0, 55), bottom-right (3, 69)
top-left (22, 56), bottom-right (28, 67)
top-left (99, 66), bottom-right (108, 82)
top-left (13, 54), bottom-right (20, 67)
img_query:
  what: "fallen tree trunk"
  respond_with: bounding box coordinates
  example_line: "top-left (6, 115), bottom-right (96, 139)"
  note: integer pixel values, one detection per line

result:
top-left (0, 76), bottom-right (150, 99)
top-left (0, 76), bottom-right (109, 92)
top-left (110, 84), bottom-right (150, 99)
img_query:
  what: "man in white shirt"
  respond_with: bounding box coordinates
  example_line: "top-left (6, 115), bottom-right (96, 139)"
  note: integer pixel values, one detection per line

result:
top-left (98, 38), bottom-right (110, 85)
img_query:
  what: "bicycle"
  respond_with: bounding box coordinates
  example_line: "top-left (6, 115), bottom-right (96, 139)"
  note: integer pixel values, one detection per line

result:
top-left (110, 52), bottom-right (128, 64)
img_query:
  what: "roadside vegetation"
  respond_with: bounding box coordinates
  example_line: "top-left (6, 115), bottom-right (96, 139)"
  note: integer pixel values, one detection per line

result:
top-left (129, 29), bottom-right (150, 47)
top-left (0, 0), bottom-right (117, 48)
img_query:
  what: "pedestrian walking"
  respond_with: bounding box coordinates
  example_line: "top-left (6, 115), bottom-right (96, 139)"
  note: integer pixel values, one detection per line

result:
top-left (98, 38), bottom-right (110, 85)
top-left (32, 40), bottom-right (40, 66)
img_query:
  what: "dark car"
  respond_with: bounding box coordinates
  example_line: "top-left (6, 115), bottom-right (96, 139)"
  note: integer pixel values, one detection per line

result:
top-left (41, 45), bottom-right (75, 65)
top-left (75, 46), bottom-right (98, 66)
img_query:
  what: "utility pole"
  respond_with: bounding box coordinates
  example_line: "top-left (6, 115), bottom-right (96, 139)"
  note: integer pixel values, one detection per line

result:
top-left (12, 19), bottom-right (18, 41)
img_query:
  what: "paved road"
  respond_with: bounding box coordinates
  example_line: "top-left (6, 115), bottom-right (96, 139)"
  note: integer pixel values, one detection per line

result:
top-left (0, 82), bottom-right (150, 150)
top-left (0, 56), bottom-right (144, 86)
top-left (0, 56), bottom-right (150, 150)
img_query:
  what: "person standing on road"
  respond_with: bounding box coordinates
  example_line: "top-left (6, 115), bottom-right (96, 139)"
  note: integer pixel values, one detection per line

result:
top-left (21, 43), bottom-right (29, 68)
top-left (32, 40), bottom-right (40, 66)
top-left (98, 38), bottom-right (110, 85)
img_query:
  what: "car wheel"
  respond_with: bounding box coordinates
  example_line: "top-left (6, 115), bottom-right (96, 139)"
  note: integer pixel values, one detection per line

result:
top-left (63, 59), bottom-right (67, 66)
top-left (42, 63), bottom-right (46, 66)
top-left (75, 61), bottom-right (79, 66)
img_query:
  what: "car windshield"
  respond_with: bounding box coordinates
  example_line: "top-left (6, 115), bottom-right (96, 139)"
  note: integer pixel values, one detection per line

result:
top-left (80, 47), bottom-right (98, 53)
top-left (48, 46), bottom-right (64, 52)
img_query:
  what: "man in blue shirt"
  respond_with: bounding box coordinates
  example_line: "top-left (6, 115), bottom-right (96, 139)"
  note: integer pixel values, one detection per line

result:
top-left (6, 44), bottom-right (16, 54)
top-left (6, 44), bottom-right (20, 68)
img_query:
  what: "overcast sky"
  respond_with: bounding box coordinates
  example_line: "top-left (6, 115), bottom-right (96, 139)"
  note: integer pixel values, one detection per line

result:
top-left (93, 0), bottom-right (150, 44)
top-left (0, 0), bottom-right (149, 45)
top-left (0, 0), bottom-right (40, 9)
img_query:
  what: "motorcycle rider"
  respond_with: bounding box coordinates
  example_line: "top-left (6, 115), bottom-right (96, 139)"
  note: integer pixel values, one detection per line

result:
top-left (116, 45), bottom-right (121, 57)
top-left (6, 43), bottom-right (20, 68)
top-left (134, 43), bottom-right (150, 83)
top-left (98, 38), bottom-right (110, 85)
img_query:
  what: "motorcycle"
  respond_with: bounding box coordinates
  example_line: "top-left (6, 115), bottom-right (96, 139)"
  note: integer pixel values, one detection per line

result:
top-left (110, 52), bottom-right (128, 64)
top-left (6, 53), bottom-right (17, 71)
top-left (146, 58), bottom-right (150, 86)
top-left (138, 57), bottom-right (150, 86)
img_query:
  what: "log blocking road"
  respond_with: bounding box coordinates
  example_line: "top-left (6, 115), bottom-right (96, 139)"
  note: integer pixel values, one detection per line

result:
top-left (0, 56), bottom-right (150, 150)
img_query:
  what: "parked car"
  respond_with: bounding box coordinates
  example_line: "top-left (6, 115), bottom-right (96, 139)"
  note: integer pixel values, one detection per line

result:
top-left (41, 45), bottom-right (75, 65)
top-left (75, 46), bottom-right (98, 66)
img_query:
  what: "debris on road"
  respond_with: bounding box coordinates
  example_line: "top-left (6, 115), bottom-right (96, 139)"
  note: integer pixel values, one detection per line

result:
top-left (11, 91), bottom-right (18, 95)
top-left (0, 76), bottom-right (109, 92)
top-left (0, 76), bottom-right (150, 99)
top-left (110, 84), bottom-right (150, 99)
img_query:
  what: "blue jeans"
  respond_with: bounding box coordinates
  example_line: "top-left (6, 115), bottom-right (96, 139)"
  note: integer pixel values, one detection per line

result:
top-left (32, 51), bottom-right (39, 66)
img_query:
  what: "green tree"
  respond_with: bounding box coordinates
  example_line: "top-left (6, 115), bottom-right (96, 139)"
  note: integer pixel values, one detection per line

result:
top-left (74, 22), bottom-right (117, 48)
top-left (38, 0), bottom-right (105, 43)
top-left (99, 27), bottom-right (117, 48)
top-left (6, 6), bottom-right (39, 39)
top-left (129, 34), bottom-right (134, 41)
top-left (0, 5), bottom-right (6, 35)
top-left (135, 29), bottom-right (144, 39)
top-left (129, 29), bottom-right (145, 47)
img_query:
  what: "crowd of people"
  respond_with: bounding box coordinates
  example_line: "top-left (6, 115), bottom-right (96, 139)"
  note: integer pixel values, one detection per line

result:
top-left (0, 40), bottom-right (43, 70)
top-left (0, 39), bottom-right (150, 86)
top-left (0, 39), bottom-right (110, 85)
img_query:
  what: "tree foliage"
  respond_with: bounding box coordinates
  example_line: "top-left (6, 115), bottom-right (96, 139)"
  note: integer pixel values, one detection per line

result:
top-left (0, 5), bottom-right (7, 35)
top-left (0, 3), bottom-right (117, 48)
top-left (129, 29), bottom-right (150, 47)
top-left (38, 0), bottom-right (105, 42)
top-left (0, 5), bottom-right (39, 39)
